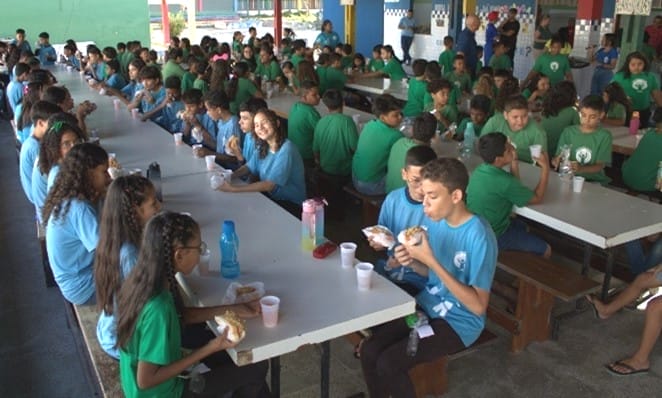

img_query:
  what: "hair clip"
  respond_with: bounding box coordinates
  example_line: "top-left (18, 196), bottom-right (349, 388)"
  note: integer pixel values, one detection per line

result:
top-left (23, 85), bottom-right (29, 95)
top-left (50, 120), bottom-right (64, 132)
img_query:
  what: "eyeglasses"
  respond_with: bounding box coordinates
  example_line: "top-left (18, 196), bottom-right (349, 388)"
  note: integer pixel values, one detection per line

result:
top-left (405, 177), bottom-right (423, 187)
top-left (180, 241), bottom-right (207, 254)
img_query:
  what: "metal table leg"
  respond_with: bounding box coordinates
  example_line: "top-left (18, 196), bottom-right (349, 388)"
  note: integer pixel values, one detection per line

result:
top-left (270, 356), bottom-right (280, 398)
top-left (601, 249), bottom-right (615, 301)
top-left (581, 244), bottom-right (593, 276)
top-left (321, 341), bottom-right (330, 398)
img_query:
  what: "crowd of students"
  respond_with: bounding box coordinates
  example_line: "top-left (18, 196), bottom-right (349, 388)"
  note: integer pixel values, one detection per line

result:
top-left (2, 19), bottom-right (662, 396)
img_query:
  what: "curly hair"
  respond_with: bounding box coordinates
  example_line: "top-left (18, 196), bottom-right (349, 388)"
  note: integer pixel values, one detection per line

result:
top-left (209, 59), bottom-right (230, 93)
top-left (42, 143), bottom-right (108, 223)
top-left (494, 77), bottom-right (520, 112)
top-left (116, 211), bottom-right (199, 348)
top-left (38, 113), bottom-right (84, 175)
top-left (542, 81), bottom-right (577, 117)
top-left (95, 175), bottom-right (155, 315)
top-left (254, 108), bottom-right (285, 159)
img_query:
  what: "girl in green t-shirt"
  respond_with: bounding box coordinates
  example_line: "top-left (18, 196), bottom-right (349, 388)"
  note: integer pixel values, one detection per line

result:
top-left (541, 81), bottom-right (579, 156)
top-left (611, 51), bottom-right (662, 127)
top-left (116, 212), bottom-right (269, 398)
top-left (602, 82), bottom-right (631, 126)
top-left (522, 74), bottom-right (550, 112)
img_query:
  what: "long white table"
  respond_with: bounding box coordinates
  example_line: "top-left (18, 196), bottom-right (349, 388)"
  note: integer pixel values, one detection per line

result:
top-left (345, 77), bottom-right (409, 101)
top-left (611, 134), bottom-right (640, 156)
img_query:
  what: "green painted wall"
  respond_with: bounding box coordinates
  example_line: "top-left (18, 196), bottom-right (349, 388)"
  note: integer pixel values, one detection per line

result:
top-left (0, 0), bottom-right (150, 48)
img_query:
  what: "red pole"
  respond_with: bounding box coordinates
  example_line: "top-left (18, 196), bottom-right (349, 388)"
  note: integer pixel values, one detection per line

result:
top-left (161, 0), bottom-right (171, 44)
top-left (198, 0), bottom-right (203, 11)
top-left (274, 0), bottom-right (282, 47)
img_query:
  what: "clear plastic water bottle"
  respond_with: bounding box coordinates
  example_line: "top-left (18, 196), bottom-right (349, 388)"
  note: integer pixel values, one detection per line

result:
top-left (558, 144), bottom-right (573, 181)
top-left (301, 200), bottom-right (316, 251)
top-left (406, 311), bottom-right (429, 356)
top-left (188, 371), bottom-right (205, 394)
top-left (220, 221), bottom-right (240, 279)
top-left (461, 122), bottom-right (476, 157)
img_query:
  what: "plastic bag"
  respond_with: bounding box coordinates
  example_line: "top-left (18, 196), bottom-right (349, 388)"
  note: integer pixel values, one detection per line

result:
top-left (362, 225), bottom-right (396, 249)
top-left (221, 282), bottom-right (265, 305)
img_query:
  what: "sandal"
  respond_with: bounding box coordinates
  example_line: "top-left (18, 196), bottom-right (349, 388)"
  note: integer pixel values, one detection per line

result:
top-left (353, 338), bottom-right (365, 359)
top-left (605, 360), bottom-right (649, 376)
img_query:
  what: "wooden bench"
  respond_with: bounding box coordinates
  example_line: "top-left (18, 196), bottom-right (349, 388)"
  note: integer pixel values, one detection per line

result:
top-left (487, 251), bottom-right (601, 353)
top-left (72, 304), bottom-right (123, 398)
top-left (342, 185), bottom-right (385, 227)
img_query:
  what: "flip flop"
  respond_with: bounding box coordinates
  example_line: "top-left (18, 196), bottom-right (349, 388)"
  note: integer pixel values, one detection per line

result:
top-left (586, 295), bottom-right (606, 320)
top-left (605, 360), bottom-right (649, 376)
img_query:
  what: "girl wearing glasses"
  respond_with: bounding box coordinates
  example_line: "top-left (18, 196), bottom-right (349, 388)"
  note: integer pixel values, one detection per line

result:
top-left (116, 212), bottom-right (270, 397)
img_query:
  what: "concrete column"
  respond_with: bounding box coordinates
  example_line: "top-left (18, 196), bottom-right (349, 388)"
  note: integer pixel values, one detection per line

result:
top-left (572, 0), bottom-right (603, 59)
top-left (618, 15), bottom-right (647, 69)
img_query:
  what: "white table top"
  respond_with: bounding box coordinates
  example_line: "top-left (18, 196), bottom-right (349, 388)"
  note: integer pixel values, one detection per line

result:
top-left (265, 91), bottom-right (374, 125)
top-left (606, 126), bottom-right (631, 139)
top-left (611, 134), bottom-right (640, 156)
top-left (345, 77), bottom-right (408, 101)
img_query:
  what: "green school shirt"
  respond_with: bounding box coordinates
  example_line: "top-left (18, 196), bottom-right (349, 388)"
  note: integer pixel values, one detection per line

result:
top-left (325, 67), bottom-right (348, 93)
top-left (385, 138), bottom-right (418, 193)
top-left (556, 125), bottom-right (612, 184)
top-left (606, 102), bottom-right (626, 122)
top-left (193, 77), bottom-right (209, 95)
top-left (489, 54), bottom-right (512, 71)
top-left (367, 59), bottom-right (385, 72)
top-left (120, 290), bottom-right (184, 398)
top-left (402, 78), bottom-right (428, 117)
top-left (232, 40), bottom-right (243, 55)
top-left (312, 113), bottom-right (359, 176)
top-left (467, 163), bottom-right (534, 236)
top-left (161, 60), bottom-right (186, 82)
top-left (316, 66), bottom-right (329, 94)
top-left (445, 71), bottom-right (471, 106)
top-left (255, 60), bottom-right (282, 82)
top-left (611, 71), bottom-right (660, 111)
top-left (341, 55), bottom-right (354, 69)
top-left (181, 72), bottom-right (195, 93)
top-left (540, 106), bottom-right (580, 156)
top-left (438, 49), bottom-right (456, 75)
top-left (424, 102), bottom-right (459, 129)
top-left (482, 114), bottom-right (548, 163)
top-left (229, 77), bottom-right (258, 114)
top-left (382, 58), bottom-right (406, 80)
top-left (291, 53), bottom-right (304, 69)
top-left (622, 129), bottom-right (662, 191)
top-left (533, 53), bottom-right (571, 86)
top-left (288, 102), bottom-right (321, 160)
top-left (352, 119), bottom-right (403, 182)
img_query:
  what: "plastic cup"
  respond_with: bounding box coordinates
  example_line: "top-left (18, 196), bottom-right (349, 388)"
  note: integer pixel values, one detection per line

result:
top-left (573, 176), bottom-right (585, 193)
top-left (356, 262), bottom-right (374, 291)
top-left (266, 89), bottom-right (273, 99)
top-left (108, 153), bottom-right (116, 160)
top-left (99, 88), bottom-right (106, 96)
top-left (173, 132), bottom-right (184, 145)
top-left (192, 144), bottom-right (203, 157)
top-left (260, 296), bottom-right (280, 327)
top-left (113, 98), bottom-right (120, 108)
top-left (210, 173), bottom-right (225, 189)
top-left (66, 65), bottom-right (73, 71)
top-left (205, 155), bottom-right (216, 170)
top-left (340, 242), bottom-right (357, 268)
top-left (131, 108), bottom-right (139, 118)
top-left (529, 144), bottom-right (542, 160)
top-left (197, 249), bottom-right (211, 275)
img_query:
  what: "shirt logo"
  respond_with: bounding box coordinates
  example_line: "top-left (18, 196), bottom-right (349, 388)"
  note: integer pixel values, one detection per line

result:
top-left (603, 56), bottom-right (609, 63)
top-left (632, 78), bottom-right (649, 93)
top-left (549, 61), bottom-right (559, 71)
top-left (575, 146), bottom-right (592, 164)
top-left (453, 251), bottom-right (467, 271)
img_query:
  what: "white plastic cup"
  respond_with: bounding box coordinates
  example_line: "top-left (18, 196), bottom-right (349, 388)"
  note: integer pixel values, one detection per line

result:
top-left (66, 65), bottom-right (73, 71)
top-left (352, 114), bottom-right (361, 126)
top-left (340, 242), bottom-right (357, 268)
top-left (99, 88), bottom-right (106, 96)
top-left (266, 89), bottom-right (273, 99)
top-left (260, 296), bottom-right (280, 327)
top-left (573, 176), bottom-right (585, 193)
top-left (198, 249), bottom-right (211, 275)
top-left (113, 98), bottom-right (120, 108)
top-left (192, 144), bottom-right (203, 157)
top-left (205, 155), bottom-right (216, 170)
top-left (529, 144), bottom-right (542, 160)
top-left (173, 132), bottom-right (184, 145)
top-left (210, 173), bottom-right (225, 189)
top-left (356, 262), bottom-right (374, 291)
top-left (108, 153), bottom-right (116, 160)
top-left (131, 108), bottom-right (139, 118)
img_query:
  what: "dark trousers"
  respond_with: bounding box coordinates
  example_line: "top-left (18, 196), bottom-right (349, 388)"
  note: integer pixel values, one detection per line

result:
top-left (360, 317), bottom-right (465, 398)
top-left (401, 36), bottom-right (414, 64)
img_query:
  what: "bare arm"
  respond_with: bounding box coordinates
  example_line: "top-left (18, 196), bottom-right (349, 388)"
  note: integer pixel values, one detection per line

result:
top-left (219, 180), bottom-right (275, 194)
top-left (528, 153), bottom-right (550, 204)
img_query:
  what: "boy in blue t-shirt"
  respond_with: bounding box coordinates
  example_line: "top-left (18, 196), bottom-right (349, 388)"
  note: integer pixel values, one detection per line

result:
top-left (193, 90), bottom-right (242, 170)
top-left (129, 65), bottom-right (166, 120)
top-left (360, 158), bottom-right (497, 397)
top-left (180, 89), bottom-right (217, 146)
top-left (228, 98), bottom-right (269, 167)
top-left (7, 62), bottom-right (30, 113)
top-left (370, 146), bottom-right (438, 295)
top-left (151, 76), bottom-right (185, 133)
top-left (36, 32), bottom-right (57, 66)
top-left (84, 46), bottom-right (106, 82)
top-left (102, 59), bottom-right (127, 91)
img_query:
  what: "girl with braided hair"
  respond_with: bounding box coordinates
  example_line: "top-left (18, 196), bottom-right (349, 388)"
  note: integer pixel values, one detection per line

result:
top-left (94, 175), bottom-right (161, 359)
top-left (43, 143), bottom-right (110, 305)
top-left (116, 212), bottom-right (270, 397)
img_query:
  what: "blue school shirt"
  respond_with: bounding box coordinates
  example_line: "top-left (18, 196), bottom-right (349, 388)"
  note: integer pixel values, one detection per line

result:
top-left (67, 55), bottom-right (81, 70)
top-left (31, 163), bottom-right (48, 222)
top-left (37, 44), bottom-right (57, 66)
top-left (216, 116), bottom-right (241, 155)
top-left (45, 199), bottom-right (99, 305)
top-left (157, 101), bottom-right (185, 133)
top-left (91, 61), bottom-right (107, 81)
top-left (416, 215), bottom-right (498, 347)
top-left (377, 187), bottom-right (428, 290)
top-left (7, 79), bottom-right (24, 112)
top-left (242, 133), bottom-right (257, 164)
top-left (121, 81), bottom-right (142, 101)
top-left (47, 164), bottom-right (60, 192)
top-left (140, 86), bottom-right (166, 119)
top-left (195, 113), bottom-right (218, 142)
top-left (246, 139), bottom-right (306, 205)
top-left (105, 73), bottom-right (127, 91)
top-left (96, 243), bottom-right (138, 359)
top-left (19, 135), bottom-right (40, 203)
top-left (18, 123), bottom-right (33, 144)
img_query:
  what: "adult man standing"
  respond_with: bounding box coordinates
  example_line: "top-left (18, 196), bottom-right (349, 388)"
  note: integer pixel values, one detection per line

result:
top-left (644, 15), bottom-right (662, 57)
top-left (498, 8), bottom-right (520, 65)
top-left (456, 14), bottom-right (480, 79)
top-left (399, 9), bottom-right (416, 66)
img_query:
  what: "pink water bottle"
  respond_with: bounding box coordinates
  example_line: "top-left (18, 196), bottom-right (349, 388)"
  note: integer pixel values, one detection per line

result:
top-left (301, 200), bottom-right (316, 251)
top-left (629, 111), bottom-right (640, 135)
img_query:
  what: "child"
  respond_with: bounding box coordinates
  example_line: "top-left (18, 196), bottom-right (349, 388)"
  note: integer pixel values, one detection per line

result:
top-left (438, 36), bottom-right (456, 75)
top-left (290, 39), bottom-right (306, 69)
top-left (366, 45), bottom-right (385, 73)
top-left (36, 32), bottom-right (56, 66)
top-left (102, 46), bottom-right (118, 62)
top-left (113, 58), bottom-right (145, 105)
top-left (288, 80), bottom-right (321, 164)
top-left (161, 48), bottom-right (186, 82)
top-left (402, 59), bottom-right (429, 118)
top-left (590, 33), bottom-right (618, 95)
top-left (552, 95), bottom-right (612, 184)
top-left (116, 211), bottom-right (270, 397)
top-left (181, 88), bottom-right (217, 145)
top-left (540, 81), bottom-right (580, 155)
top-left (293, 60), bottom-right (319, 95)
top-left (467, 132), bottom-right (551, 257)
top-left (372, 145), bottom-right (438, 294)
top-left (445, 55), bottom-right (472, 106)
top-left (102, 59), bottom-right (127, 91)
top-left (522, 74), bottom-right (550, 112)
top-left (602, 82), bottom-right (630, 126)
top-left (227, 61), bottom-right (262, 115)
top-left (193, 90), bottom-right (242, 170)
top-left (241, 45), bottom-right (258, 72)
top-left (425, 78), bottom-right (459, 132)
top-left (622, 108), bottom-right (662, 192)
top-left (523, 36), bottom-right (572, 87)
top-left (255, 46), bottom-right (283, 86)
top-left (85, 46), bottom-right (106, 82)
top-left (192, 59), bottom-right (210, 95)
top-left (341, 43), bottom-right (354, 69)
top-left (482, 95), bottom-right (547, 163)
top-left (181, 58), bottom-right (198, 93)
top-left (129, 65), bottom-right (166, 119)
top-left (475, 46), bottom-right (484, 73)
top-left (228, 98), bottom-right (268, 166)
top-left (19, 101), bottom-right (62, 203)
top-left (352, 53), bottom-right (366, 73)
top-left (62, 44), bottom-right (81, 70)
top-left (352, 94), bottom-right (404, 195)
top-left (493, 68), bottom-right (512, 94)
top-left (312, 89), bottom-right (359, 177)
top-left (361, 158), bottom-right (497, 397)
top-left (386, 113), bottom-right (436, 193)
top-left (323, 53), bottom-right (349, 93)
top-left (493, 75), bottom-right (520, 113)
top-left (218, 109), bottom-right (306, 207)
top-left (281, 61), bottom-right (295, 90)
top-left (94, 175), bottom-right (161, 359)
top-left (369, 45), bottom-right (406, 81)
top-left (232, 31), bottom-right (245, 60)
top-left (247, 26), bottom-right (258, 49)
top-left (472, 68), bottom-right (496, 101)
top-left (15, 80), bottom-right (43, 144)
top-left (455, 94), bottom-right (491, 140)
top-left (7, 62), bottom-right (30, 113)
top-left (488, 42), bottom-right (512, 72)
top-left (611, 51), bottom-right (662, 128)
top-left (150, 76), bottom-right (185, 133)
top-left (44, 143), bottom-right (110, 305)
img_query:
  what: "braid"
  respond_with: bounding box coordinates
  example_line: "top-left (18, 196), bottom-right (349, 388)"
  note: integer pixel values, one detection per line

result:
top-left (161, 218), bottom-right (185, 321)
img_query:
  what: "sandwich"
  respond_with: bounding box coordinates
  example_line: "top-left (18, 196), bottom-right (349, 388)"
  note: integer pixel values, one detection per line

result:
top-left (397, 226), bottom-right (426, 245)
top-left (214, 310), bottom-right (246, 343)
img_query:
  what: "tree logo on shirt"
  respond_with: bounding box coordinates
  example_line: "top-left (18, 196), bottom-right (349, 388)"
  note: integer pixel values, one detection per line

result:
top-left (453, 251), bottom-right (467, 271)
top-left (575, 146), bottom-right (592, 165)
top-left (632, 78), bottom-right (648, 93)
top-left (549, 61), bottom-right (559, 71)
